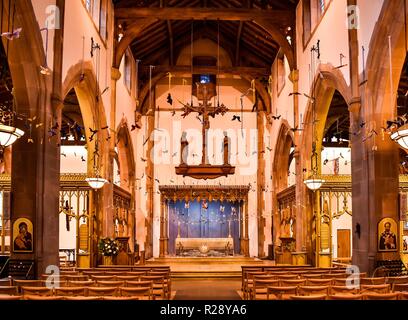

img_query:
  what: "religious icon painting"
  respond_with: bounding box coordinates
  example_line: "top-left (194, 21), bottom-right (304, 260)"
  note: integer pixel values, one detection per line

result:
top-left (184, 202), bottom-right (190, 209)
top-left (378, 217), bottom-right (398, 252)
top-left (220, 205), bottom-right (225, 213)
top-left (13, 218), bottom-right (33, 253)
top-left (231, 207), bottom-right (237, 215)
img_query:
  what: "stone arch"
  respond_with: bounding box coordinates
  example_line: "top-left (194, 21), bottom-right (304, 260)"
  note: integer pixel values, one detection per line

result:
top-left (273, 120), bottom-right (294, 192)
top-left (116, 119), bottom-right (136, 192)
top-left (62, 61), bottom-right (110, 175)
top-left (300, 64), bottom-right (352, 163)
top-left (365, 0), bottom-right (406, 120)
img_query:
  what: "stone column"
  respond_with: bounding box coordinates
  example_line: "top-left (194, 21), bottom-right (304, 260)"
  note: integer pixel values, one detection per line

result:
top-left (145, 113), bottom-right (155, 258)
top-left (159, 197), bottom-right (165, 258)
top-left (243, 195), bottom-right (250, 257)
top-left (257, 112), bottom-right (265, 257)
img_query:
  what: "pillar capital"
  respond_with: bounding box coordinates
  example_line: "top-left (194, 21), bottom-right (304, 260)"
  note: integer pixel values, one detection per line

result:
top-left (111, 67), bottom-right (122, 81)
top-left (289, 69), bottom-right (300, 83)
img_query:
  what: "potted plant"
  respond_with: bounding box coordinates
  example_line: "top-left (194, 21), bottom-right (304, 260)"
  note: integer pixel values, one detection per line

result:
top-left (98, 237), bottom-right (121, 265)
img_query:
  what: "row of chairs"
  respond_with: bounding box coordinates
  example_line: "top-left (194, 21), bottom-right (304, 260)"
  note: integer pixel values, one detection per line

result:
top-left (249, 283), bottom-right (400, 300)
top-left (1, 276), bottom-right (171, 299)
top-left (2, 286), bottom-right (156, 299)
top-left (287, 292), bottom-right (408, 300)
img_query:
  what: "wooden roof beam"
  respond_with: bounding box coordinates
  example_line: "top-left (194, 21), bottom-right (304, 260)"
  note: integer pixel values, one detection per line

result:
top-left (115, 7), bottom-right (294, 25)
top-left (235, 21), bottom-right (244, 66)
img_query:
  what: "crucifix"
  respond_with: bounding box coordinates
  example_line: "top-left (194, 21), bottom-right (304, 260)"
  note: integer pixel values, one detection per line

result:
top-left (180, 83), bottom-right (229, 164)
top-left (176, 83), bottom-right (235, 179)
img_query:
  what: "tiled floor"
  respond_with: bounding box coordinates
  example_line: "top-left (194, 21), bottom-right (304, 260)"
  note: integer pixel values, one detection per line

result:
top-left (173, 279), bottom-right (242, 300)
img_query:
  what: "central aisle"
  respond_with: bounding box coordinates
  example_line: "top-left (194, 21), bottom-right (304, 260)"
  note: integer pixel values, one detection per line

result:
top-left (173, 279), bottom-right (242, 300)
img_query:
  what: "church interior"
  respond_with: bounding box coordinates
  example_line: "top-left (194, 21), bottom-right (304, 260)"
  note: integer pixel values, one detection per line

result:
top-left (1, 0), bottom-right (408, 301)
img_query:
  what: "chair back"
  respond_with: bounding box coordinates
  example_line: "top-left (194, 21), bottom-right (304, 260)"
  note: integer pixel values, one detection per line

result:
top-left (21, 286), bottom-right (53, 296)
top-left (360, 284), bottom-right (390, 294)
top-left (55, 287), bottom-right (86, 296)
top-left (116, 276), bottom-right (140, 281)
top-left (306, 279), bottom-right (333, 286)
top-left (0, 295), bottom-right (22, 300)
top-left (91, 275), bottom-right (115, 281)
top-left (0, 286), bottom-right (18, 295)
top-left (330, 285), bottom-right (359, 295)
top-left (97, 281), bottom-right (125, 288)
top-left (65, 296), bottom-right (102, 300)
top-left (24, 295), bottom-right (64, 300)
top-left (125, 280), bottom-right (153, 288)
top-left (360, 277), bottom-right (386, 285)
top-left (68, 280), bottom-right (95, 287)
top-left (87, 286), bottom-right (118, 297)
top-left (392, 283), bottom-right (408, 292)
top-left (329, 294), bottom-right (363, 300)
top-left (64, 275), bottom-right (88, 281)
top-left (290, 295), bottom-right (327, 300)
top-left (120, 287), bottom-right (152, 300)
top-left (298, 285), bottom-right (330, 296)
top-left (279, 279), bottom-right (306, 287)
top-left (363, 292), bottom-right (399, 300)
top-left (267, 286), bottom-right (298, 300)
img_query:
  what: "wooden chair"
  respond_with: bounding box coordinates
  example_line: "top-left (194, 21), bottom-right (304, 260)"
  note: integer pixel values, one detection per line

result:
top-left (298, 286), bottom-right (330, 296)
top-left (306, 279), bottom-right (333, 286)
top-left (387, 276), bottom-right (408, 285)
top-left (64, 275), bottom-right (89, 281)
top-left (279, 279), bottom-right (306, 287)
top-left (0, 295), bottom-right (22, 300)
top-left (243, 272), bottom-right (267, 299)
top-left (13, 280), bottom-right (42, 289)
top-left (55, 287), bottom-right (86, 296)
top-left (0, 279), bottom-right (12, 286)
top-left (360, 284), bottom-right (390, 294)
top-left (65, 296), bottom-right (102, 300)
top-left (360, 277), bottom-right (386, 285)
top-left (24, 295), bottom-right (64, 300)
top-left (40, 274), bottom-right (67, 282)
top-left (141, 275), bottom-right (168, 299)
top-left (330, 285), bottom-right (359, 295)
top-left (104, 296), bottom-right (140, 300)
top-left (392, 283), bottom-right (408, 292)
top-left (329, 274), bottom-right (348, 279)
top-left (96, 281), bottom-right (125, 288)
top-left (116, 276), bottom-right (140, 282)
top-left (40, 280), bottom-right (67, 288)
top-left (67, 280), bottom-right (95, 287)
top-left (398, 292), bottom-right (408, 300)
top-left (125, 280), bottom-right (153, 288)
top-left (266, 286), bottom-right (298, 300)
top-left (119, 287), bottom-right (153, 300)
top-left (250, 280), bottom-right (280, 300)
top-left (277, 274), bottom-right (298, 280)
top-left (126, 272), bottom-right (147, 277)
top-left (87, 286), bottom-right (118, 297)
top-left (60, 271), bottom-right (79, 275)
top-left (290, 295), bottom-right (327, 300)
top-left (302, 274), bottom-right (324, 279)
top-left (21, 286), bottom-right (53, 296)
top-left (363, 292), bottom-right (399, 300)
top-left (91, 275), bottom-right (115, 281)
top-left (334, 278), bottom-right (355, 286)
top-left (0, 286), bottom-right (18, 295)
top-left (329, 294), bottom-right (363, 300)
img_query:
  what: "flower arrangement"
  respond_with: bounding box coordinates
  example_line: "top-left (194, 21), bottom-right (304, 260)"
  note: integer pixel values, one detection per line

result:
top-left (98, 237), bottom-right (121, 256)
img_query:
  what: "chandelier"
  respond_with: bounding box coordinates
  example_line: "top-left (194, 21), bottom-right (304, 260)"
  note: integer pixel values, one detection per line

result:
top-left (0, 123), bottom-right (24, 147)
top-left (390, 125), bottom-right (408, 149)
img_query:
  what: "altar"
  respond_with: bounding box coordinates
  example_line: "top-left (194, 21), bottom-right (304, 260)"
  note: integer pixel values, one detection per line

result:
top-left (158, 185), bottom-right (250, 257)
top-left (175, 237), bottom-right (234, 256)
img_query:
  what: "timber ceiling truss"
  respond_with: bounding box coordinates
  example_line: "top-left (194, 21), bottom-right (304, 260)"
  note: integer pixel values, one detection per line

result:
top-left (113, 0), bottom-right (299, 114)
